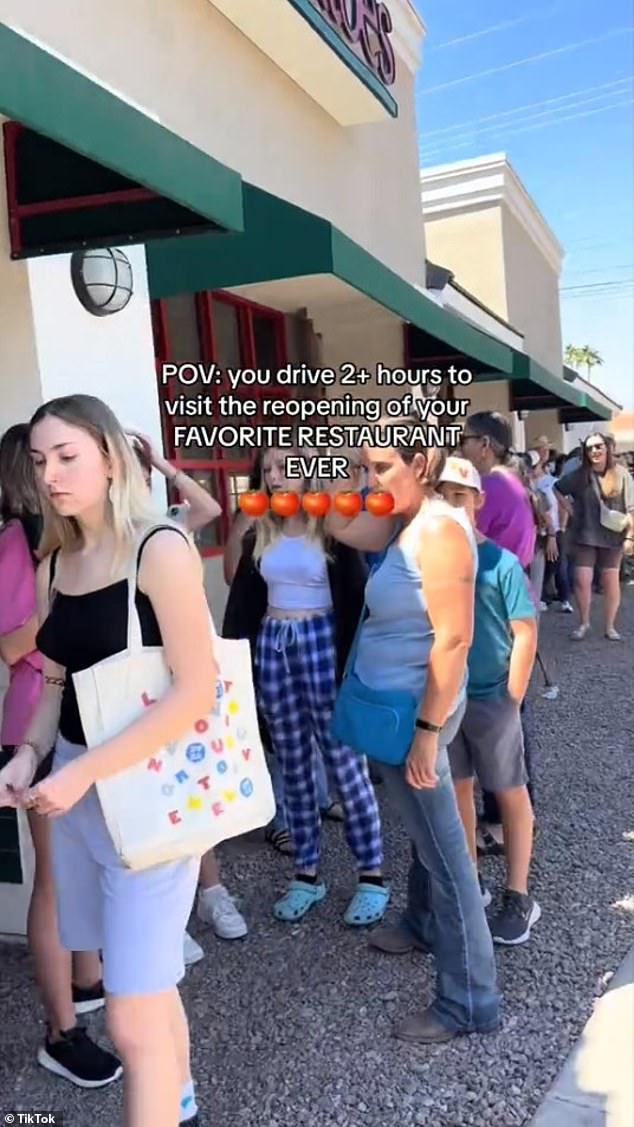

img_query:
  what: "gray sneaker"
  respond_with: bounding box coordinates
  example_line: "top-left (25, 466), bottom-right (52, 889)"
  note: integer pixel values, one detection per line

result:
top-left (490, 890), bottom-right (541, 945)
top-left (369, 921), bottom-right (430, 955)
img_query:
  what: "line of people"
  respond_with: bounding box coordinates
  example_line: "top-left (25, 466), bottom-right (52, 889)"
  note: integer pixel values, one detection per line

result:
top-left (1, 397), bottom-right (633, 1126)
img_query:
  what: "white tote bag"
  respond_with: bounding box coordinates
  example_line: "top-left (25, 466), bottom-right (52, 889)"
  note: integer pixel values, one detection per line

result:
top-left (72, 527), bottom-right (275, 870)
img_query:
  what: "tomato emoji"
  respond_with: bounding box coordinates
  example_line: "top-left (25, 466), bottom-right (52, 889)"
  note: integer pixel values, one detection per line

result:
top-left (270, 490), bottom-right (301, 518)
top-left (302, 491), bottom-right (332, 518)
top-left (334, 491), bottom-right (363, 518)
top-left (238, 491), bottom-right (269, 518)
top-left (364, 490), bottom-right (395, 517)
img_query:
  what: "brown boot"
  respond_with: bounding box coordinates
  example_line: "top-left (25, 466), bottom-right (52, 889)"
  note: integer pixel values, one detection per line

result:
top-left (369, 922), bottom-right (430, 955)
top-left (393, 1008), bottom-right (459, 1044)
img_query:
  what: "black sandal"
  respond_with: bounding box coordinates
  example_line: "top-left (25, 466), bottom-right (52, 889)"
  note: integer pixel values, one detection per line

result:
top-left (265, 827), bottom-right (294, 856)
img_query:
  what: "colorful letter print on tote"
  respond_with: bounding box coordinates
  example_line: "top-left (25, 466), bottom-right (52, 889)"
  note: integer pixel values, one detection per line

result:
top-left (73, 596), bottom-right (275, 870)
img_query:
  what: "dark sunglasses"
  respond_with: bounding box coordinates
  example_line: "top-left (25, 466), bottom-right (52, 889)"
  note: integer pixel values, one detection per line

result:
top-left (586, 442), bottom-right (605, 451)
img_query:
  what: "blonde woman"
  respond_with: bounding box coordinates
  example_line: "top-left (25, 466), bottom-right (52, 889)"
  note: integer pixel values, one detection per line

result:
top-left (326, 419), bottom-right (499, 1044)
top-left (0, 395), bottom-right (217, 1127)
top-left (225, 444), bottom-right (387, 924)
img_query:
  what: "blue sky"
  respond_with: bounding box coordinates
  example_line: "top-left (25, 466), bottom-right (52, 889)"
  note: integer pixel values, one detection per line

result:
top-left (413, 0), bottom-right (634, 411)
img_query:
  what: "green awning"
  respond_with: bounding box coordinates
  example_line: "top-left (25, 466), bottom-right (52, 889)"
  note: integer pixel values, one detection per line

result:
top-left (559, 392), bottom-right (612, 424)
top-left (0, 24), bottom-right (244, 232)
top-left (507, 354), bottom-right (585, 411)
top-left (147, 184), bottom-right (515, 377)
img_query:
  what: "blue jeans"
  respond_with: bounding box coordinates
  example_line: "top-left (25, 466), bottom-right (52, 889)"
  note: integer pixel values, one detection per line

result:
top-left (380, 709), bottom-right (500, 1033)
top-left (268, 744), bottom-right (333, 833)
top-left (544, 531), bottom-right (571, 604)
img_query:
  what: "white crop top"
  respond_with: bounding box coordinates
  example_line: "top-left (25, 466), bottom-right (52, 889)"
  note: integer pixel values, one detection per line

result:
top-left (259, 535), bottom-right (332, 611)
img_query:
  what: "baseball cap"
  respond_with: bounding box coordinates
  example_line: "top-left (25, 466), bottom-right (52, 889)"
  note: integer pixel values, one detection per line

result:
top-left (438, 456), bottom-right (482, 492)
top-left (527, 450), bottom-right (541, 468)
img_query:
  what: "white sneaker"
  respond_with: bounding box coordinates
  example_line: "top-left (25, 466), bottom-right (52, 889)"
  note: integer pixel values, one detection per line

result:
top-left (539, 601), bottom-right (549, 612)
top-left (559, 601), bottom-right (574, 613)
top-left (197, 884), bottom-right (248, 940)
top-left (183, 930), bottom-right (204, 966)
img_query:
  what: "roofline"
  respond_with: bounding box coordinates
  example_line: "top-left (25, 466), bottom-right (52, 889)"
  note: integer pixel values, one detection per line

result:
top-left (420, 153), bottom-right (564, 275)
top-left (448, 278), bottom-right (525, 338)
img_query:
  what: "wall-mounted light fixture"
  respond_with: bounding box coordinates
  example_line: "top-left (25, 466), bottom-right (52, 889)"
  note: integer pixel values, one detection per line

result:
top-left (70, 247), bottom-right (133, 316)
top-left (517, 410), bottom-right (530, 422)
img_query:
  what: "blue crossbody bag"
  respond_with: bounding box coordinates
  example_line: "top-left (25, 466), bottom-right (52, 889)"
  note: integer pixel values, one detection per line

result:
top-left (330, 534), bottom-right (418, 766)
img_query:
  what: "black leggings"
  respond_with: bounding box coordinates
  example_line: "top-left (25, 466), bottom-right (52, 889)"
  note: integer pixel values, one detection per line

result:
top-left (481, 698), bottom-right (534, 824)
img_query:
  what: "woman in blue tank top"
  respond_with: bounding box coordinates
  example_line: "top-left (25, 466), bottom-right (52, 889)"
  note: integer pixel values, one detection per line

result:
top-left (326, 416), bottom-right (500, 1045)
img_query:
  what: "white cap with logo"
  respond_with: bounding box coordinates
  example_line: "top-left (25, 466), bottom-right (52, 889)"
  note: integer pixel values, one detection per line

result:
top-left (438, 456), bottom-right (482, 492)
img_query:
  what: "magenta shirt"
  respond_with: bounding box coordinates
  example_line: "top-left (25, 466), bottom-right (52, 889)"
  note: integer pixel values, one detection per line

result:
top-left (0, 520), bottom-right (43, 745)
top-left (477, 471), bottom-right (536, 569)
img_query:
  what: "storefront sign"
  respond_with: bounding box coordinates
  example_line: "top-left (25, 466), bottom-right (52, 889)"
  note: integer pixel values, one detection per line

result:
top-left (307, 0), bottom-right (396, 87)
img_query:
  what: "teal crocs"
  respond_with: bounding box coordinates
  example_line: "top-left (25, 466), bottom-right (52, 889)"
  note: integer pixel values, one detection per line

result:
top-left (344, 882), bottom-right (390, 927)
top-left (273, 879), bottom-right (327, 922)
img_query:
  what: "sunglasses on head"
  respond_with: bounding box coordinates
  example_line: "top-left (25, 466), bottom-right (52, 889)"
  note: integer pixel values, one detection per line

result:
top-left (587, 442), bottom-right (605, 451)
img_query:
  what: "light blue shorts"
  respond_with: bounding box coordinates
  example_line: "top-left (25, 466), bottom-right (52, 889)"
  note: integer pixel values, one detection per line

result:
top-left (50, 735), bottom-right (199, 996)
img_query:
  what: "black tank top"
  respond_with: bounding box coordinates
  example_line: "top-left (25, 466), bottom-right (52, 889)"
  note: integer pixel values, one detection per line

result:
top-left (36, 528), bottom-right (182, 745)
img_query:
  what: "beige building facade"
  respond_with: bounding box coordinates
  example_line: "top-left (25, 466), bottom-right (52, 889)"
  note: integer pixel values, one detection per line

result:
top-left (420, 153), bottom-right (611, 453)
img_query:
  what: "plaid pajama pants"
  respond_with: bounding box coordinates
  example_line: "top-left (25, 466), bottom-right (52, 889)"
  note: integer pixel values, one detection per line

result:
top-left (255, 612), bottom-right (383, 873)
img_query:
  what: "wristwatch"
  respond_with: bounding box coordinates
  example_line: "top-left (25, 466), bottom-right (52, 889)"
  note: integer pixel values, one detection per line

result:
top-left (415, 718), bottom-right (442, 734)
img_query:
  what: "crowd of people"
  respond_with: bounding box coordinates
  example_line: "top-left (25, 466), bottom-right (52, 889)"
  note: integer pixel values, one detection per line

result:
top-left (0, 394), bottom-right (633, 1127)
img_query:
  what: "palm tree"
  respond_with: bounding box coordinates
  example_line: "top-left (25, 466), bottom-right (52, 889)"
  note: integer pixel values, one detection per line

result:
top-left (564, 344), bottom-right (603, 383)
top-left (578, 345), bottom-right (603, 383)
top-left (564, 344), bottom-right (583, 368)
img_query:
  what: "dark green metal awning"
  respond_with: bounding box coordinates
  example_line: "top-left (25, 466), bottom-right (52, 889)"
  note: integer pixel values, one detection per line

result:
top-left (147, 184), bottom-right (515, 377)
top-left (0, 23), bottom-right (244, 233)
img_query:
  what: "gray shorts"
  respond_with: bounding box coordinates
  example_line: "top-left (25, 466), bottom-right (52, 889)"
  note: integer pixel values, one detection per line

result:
top-left (448, 694), bottom-right (527, 793)
top-left (50, 735), bottom-right (199, 996)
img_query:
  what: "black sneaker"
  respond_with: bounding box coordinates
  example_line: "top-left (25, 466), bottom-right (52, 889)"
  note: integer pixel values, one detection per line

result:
top-left (73, 979), bottom-right (105, 1015)
top-left (37, 1026), bottom-right (122, 1089)
top-left (490, 890), bottom-right (541, 946)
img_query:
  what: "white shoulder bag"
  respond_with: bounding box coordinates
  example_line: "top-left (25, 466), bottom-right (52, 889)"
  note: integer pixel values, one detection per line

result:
top-left (590, 472), bottom-right (629, 534)
top-left (72, 525), bottom-right (275, 870)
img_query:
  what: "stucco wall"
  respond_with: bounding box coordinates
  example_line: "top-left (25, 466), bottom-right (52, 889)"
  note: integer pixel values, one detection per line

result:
top-left (423, 206), bottom-right (507, 319)
top-left (501, 209), bottom-right (562, 376)
top-left (524, 409), bottom-right (565, 454)
top-left (25, 248), bottom-right (163, 452)
top-left (423, 200), bottom-right (563, 378)
top-left (1, 0), bottom-right (425, 287)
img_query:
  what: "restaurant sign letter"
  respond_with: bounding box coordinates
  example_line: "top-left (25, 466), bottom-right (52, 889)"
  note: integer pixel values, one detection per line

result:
top-left (308, 0), bottom-right (396, 87)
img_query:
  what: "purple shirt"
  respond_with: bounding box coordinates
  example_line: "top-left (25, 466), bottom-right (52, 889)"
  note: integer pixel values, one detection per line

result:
top-left (0, 520), bottom-right (43, 745)
top-left (477, 470), bottom-right (536, 569)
